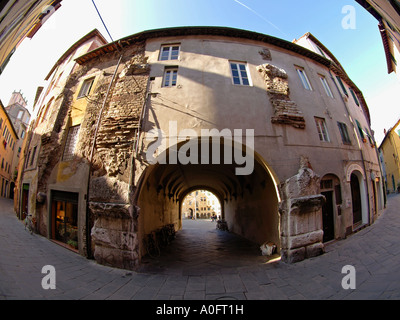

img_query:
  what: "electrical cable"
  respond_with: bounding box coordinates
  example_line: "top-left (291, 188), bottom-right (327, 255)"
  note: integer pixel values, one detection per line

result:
top-left (91, 0), bottom-right (114, 43)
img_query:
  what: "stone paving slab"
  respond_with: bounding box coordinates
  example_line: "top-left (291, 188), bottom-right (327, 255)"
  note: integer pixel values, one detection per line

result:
top-left (1, 194), bottom-right (400, 301)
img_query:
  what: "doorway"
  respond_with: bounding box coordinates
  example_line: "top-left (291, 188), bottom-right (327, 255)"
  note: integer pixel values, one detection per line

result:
top-left (320, 174), bottom-right (341, 243)
top-left (21, 183), bottom-right (29, 220)
top-left (321, 191), bottom-right (334, 242)
top-left (50, 191), bottom-right (79, 250)
top-left (181, 189), bottom-right (221, 221)
top-left (350, 173), bottom-right (362, 225)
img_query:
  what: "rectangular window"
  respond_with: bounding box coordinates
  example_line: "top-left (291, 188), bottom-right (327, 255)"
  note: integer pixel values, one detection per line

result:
top-left (77, 77), bottom-right (95, 99)
top-left (25, 150), bottom-right (31, 168)
top-left (159, 44), bottom-right (180, 61)
top-left (355, 120), bottom-right (365, 140)
top-left (337, 122), bottom-right (351, 144)
top-left (17, 110), bottom-right (23, 119)
top-left (230, 62), bottom-right (250, 86)
top-left (336, 76), bottom-right (348, 96)
top-left (40, 98), bottom-right (53, 123)
top-left (315, 117), bottom-right (330, 142)
top-left (63, 125), bottom-right (81, 161)
top-left (349, 88), bottom-right (360, 106)
top-left (320, 76), bottom-right (334, 98)
top-left (296, 67), bottom-right (312, 90)
top-left (365, 127), bottom-right (374, 145)
top-left (30, 146), bottom-right (37, 166)
top-left (162, 67), bottom-right (178, 87)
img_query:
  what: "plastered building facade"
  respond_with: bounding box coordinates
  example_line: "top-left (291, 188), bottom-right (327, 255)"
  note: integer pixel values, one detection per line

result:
top-left (379, 119), bottom-right (400, 193)
top-left (17, 27), bottom-right (384, 270)
top-left (0, 99), bottom-right (18, 198)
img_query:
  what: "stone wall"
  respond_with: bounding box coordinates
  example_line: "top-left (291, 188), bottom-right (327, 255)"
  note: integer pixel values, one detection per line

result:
top-left (77, 43), bottom-right (150, 269)
top-left (257, 63), bottom-right (305, 129)
top-left (34, 67), bottom-right (91, 235)
top-left (279, 156), bottom-right (325, 263)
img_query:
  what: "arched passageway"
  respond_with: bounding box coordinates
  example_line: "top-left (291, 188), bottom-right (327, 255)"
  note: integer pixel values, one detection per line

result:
top-left (181, 189), bottom-right (221, 220)
top-left (135, 139), bottom-right (280, 263)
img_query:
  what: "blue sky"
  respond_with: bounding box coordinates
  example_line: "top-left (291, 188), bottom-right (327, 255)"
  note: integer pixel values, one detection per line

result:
top-left (0, 0), bottom-right (398, 144)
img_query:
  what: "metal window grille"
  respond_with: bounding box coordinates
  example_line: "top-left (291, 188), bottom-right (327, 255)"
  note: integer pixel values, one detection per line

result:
top-left (63, 125), bottom-right (80, 161)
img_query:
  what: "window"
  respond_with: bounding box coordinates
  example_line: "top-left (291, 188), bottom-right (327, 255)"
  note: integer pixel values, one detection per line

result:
top-left (349, 88), bottom-right (360, 106)
top-left (162, 67), bottom-right (178, 87)
top-left (25, 150), bottom-right (31, 168)
top-left (77, 78), bottom-right (95, 99)
top-left (296, 67), bottom-right (312, 90)
top-left (337, 122), bottom-right (351, 144)
top-left (336, 76), bottom-right (348, 96)
top-left (30, 146), bottom-right (37, 166)
top-left (315, 117), bottom-right (330, 142)
top-left (365, 127), bottom-right (374, 145)
top-left (320, 76), bottom-right (334, 98)
top-left (315, 45), bottom-right (326, 58)
top-left (40, 98), bottom-right (53, 123)
top-left (63, 125), bottom-right (81, 161)
top-left (159, 44), bottom-right (180, 61)
top-left (17, 110), bottom-right (23, 119)
top-left (355, 120), bottom-right (365, 140)
top-left (230, 62), bottom-right (250, 86)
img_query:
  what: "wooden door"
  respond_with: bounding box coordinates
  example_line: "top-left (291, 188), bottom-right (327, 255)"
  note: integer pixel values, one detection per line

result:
top-left (322, 191), bottom-right (334, 242)
top-left (351, 174), bottom-right (362, 225)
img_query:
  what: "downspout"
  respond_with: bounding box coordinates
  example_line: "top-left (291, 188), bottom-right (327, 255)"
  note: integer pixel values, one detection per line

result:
top-left (85, 53), bottom-right (124, 258)
top-left (329, 68), bottom-right (371, 226)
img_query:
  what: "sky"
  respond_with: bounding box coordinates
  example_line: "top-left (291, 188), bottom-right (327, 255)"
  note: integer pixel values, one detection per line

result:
top-left (0, 0), bottom-right (399, 145)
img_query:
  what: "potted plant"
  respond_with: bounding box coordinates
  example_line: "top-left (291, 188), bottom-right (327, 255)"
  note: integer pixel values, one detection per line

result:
top-left (67, 239), bottom-right (78, 249)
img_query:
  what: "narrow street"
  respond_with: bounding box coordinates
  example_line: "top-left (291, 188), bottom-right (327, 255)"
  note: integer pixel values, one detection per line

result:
top-left (1, 194), bottom-right (400, 300)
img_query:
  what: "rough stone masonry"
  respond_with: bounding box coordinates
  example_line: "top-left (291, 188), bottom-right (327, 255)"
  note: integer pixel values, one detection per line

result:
top-left (279, 156), bottom-right (325, 263)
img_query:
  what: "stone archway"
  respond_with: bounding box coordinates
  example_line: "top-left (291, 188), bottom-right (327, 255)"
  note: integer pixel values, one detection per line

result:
top-left (134, 138), bottom-right (281, 262)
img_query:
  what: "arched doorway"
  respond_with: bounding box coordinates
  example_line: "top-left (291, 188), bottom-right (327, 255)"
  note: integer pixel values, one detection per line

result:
top-left (350, 172), bottom-right (363, 227)
top-left (135, 139), bottom-right (280, 262)
top-left (181, 189), bottom-right (221, 220)
top-left (320, 174), bottom-right (342, 242)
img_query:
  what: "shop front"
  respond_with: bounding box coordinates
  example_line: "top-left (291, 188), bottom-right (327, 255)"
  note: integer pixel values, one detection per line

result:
top-left (50, 190), bottom-right (79, 251)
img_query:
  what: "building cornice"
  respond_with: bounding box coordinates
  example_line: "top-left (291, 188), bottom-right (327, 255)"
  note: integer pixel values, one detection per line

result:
top-left (76, 26), bottom-right (332, 66)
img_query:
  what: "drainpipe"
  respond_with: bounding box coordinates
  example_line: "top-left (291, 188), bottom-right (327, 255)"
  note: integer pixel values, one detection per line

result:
top-left (85, 53), bottom-right (124, 259)
top-left (329, 68), bottom-right (371, 226)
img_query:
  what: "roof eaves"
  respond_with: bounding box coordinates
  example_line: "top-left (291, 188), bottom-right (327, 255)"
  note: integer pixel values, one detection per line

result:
top-left (75, 26), bottom-right (333, 67)
top-left (44, 29), bottom-right (108, 81)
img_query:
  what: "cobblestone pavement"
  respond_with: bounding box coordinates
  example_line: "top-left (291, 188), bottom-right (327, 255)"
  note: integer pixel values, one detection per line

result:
top-left (1, 194), bottom-right (400, 300)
